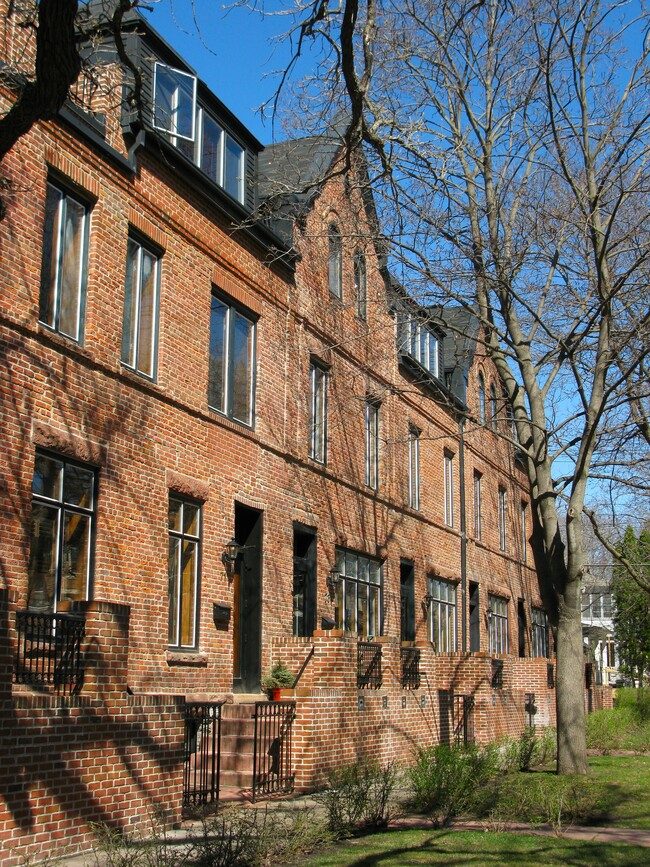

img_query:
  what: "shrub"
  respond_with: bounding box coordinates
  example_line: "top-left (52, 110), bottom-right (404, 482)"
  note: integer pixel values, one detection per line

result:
top-left (407, 743), bottom-right (498, 826)
top-left (489, 772), bottom-right (608, 830)
top-left (316, 761), bottom-right (397, 836)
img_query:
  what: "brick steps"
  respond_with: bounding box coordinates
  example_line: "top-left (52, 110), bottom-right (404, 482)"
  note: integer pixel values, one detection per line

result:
top-left (219, 701), bottom-right (262, 792)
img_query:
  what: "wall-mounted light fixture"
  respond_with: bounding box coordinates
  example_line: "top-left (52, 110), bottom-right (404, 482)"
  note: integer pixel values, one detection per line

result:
top-left (326, 567), bottom-right (342, 597)
top-left (423, 594), bottom-right (435, 608)
top-left (222, 538), bottom-right (241, 580)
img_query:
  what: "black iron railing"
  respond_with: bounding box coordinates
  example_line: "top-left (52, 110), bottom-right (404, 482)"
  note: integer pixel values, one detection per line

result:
top-left (400, 646), bottom-right (421, 689)
top-left (252, 701), bottom-right (296, 800)
top-left (14, 611), bottom-right (85, 695)
top-left (357, 641), bottom-right (383, 688)
top-left (183, 702), bottom-right (222, 809)
top-left (525, 692), bottom-right (537, 727)
top-left (454, 694), bottom-right (475, 745)
top-left (491, 658), bottom-right (504, 688)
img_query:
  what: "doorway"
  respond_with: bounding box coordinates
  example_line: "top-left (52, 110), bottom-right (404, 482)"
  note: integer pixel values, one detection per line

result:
top-left (292, 524), bottom-right (317, 637)
top-left (232, 503), bottom-right (263, 693)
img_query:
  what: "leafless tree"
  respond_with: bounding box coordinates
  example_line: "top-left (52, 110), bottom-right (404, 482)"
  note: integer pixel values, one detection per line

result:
top-left (266, 0), bottom-right (650, 774)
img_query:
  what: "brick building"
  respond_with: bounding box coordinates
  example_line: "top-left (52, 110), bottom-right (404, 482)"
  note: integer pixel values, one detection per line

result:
top-left (0, 4), bottom-right (607, 862)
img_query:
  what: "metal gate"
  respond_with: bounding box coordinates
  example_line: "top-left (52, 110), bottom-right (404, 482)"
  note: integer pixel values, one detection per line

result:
top-left (453, 694), bottom-right (475, 745)
top-left (252, 701), bottom-right (296, 800)
top-left (183, 702), bottom-right (222, 808)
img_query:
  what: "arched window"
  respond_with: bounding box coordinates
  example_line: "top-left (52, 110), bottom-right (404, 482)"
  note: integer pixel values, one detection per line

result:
top-left (490, 383), bottom-right (498, 432)
top-left (354, 251), bottom-right (367, 320)
top-left (478, 373), bottom-right (486, 425)
top-left (328, 223), bottom-right (342, 299)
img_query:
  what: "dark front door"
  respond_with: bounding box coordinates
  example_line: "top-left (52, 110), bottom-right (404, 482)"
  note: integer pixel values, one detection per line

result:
top-left (232, 503), bottom-right (263, 693)
top-left (292, 523), bottom-right (317, 637)
top-left (400, 561), bottom-right (415, 642)
top-left (518, 599), bottom-right (526, 658)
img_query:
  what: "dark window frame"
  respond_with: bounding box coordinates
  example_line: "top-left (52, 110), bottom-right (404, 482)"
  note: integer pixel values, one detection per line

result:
top-left (428, 577), bottom-right (457, 652)
top-left (168, 495), bottom-right (202, 650)
top-left (365, 399), bottom-right (380, 490)
top-left (354, 250), bottom-right (367, 320)
top-left (308, 360), bottom-right (328, 463)
top-left (488, 593), bottom-right (509, 654)
top-left (328, 223), bottom-right (343, 299)
top-left (334, 548), bottom-right (383, 639)
top-left (208, 289), bottom-right (257, 428)
top-left (121, 234), bottom-right (161, 381)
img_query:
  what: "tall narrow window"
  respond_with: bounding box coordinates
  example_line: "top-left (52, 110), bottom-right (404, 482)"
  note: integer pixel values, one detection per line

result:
top-left (408, 427), bottom-right (420, 510)
top-left (39, 182), bottom-right (89, 343)
top-left (224, 133), bottom-right (245, 202)
top-left (309, 361), bottom-right (328, 463)
top-left (488, 594), bottom-right (508, 654)
top-left (122, 236), bottom-right (160, 379)
top-left (365, 400), bottom-right (380, 490)
top-left (473, 470), bottom-right (482, 540)
top-left (498, 487), bottom-right (507, 551)
top-left (208, 291), bottom-right (256, 426)
top-left (354, 251), bottom-right (367, 320)
top-left (168, 496), bottom-right (201, 649)
top-left (478, 373), bottom-right (486, 425)
top-left (28, 451), bottom-right (95, 611)
top-left (334, 548), bottom-right (382, 638)
top-left (521, 501), bottom-right (528, 563)
top-left (328, 223), bottom-right (342, 299)
top-left (490, 383), bottom-right (498, 432)
top-left (531, 607), bottom-right (549, 658)
top-left (444, 451), bottom-right (454, 527)
top-left (428, 578), bottom-right (457, 652)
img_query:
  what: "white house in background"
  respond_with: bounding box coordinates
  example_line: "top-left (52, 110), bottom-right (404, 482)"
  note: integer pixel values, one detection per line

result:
top-left (581, 573), bottom-right (621, 686)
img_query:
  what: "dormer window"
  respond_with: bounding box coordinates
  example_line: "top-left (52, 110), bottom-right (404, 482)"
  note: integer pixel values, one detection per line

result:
top-left (397, 309), bottom-right (440, 379)
top-left (153, 63), bottom-right (197, 141)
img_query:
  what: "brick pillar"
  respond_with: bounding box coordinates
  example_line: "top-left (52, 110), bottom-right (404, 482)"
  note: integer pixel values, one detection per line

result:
top-left (72, 600), bottom-right (130, 699)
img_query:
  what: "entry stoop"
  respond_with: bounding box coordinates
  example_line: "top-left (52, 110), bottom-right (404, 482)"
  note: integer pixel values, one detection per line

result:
top-left (219, 701), bottom-right (259, 798)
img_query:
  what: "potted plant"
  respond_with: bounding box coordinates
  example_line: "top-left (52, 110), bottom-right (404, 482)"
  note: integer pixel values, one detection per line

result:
top-left (261, 660), bottom-right (295, 700)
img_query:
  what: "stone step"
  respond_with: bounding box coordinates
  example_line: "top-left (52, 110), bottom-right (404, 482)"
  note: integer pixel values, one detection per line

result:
top-left (219, 751), bottom-right (255, 772)
top-left (220, 732), bottom-right (255, 753)
top-left (219, 768), bottom-right (254, 789)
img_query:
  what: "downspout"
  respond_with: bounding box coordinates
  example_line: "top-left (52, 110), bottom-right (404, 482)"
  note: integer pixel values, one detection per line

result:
top-left (458, 414), bottom-right (467, 652)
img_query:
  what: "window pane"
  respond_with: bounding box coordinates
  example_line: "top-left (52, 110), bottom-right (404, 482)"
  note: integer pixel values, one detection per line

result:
top-left (58, 196), bottom-right (85, 340)
top-left (183, 502), bottom-right (200, 537)
top-left (154, 64), bottom-right (196, 140)
top-left (345, 551), bottom-right (358, 579)
top-left (33, 454), bottom-right (63, 500)
top-left (60, 511), bottom-right (91, 602)
top-left (231, 311), bottom-right (253, 424)
top-left (168, 536), bottom-right (180, 644)
top-left (180, 539), bottom-right (197, 646)
top-left (136, 248), bottom-right (157, 377)
top-left (369, 560), bottom-right (380, 585)
top-left (122, 239), bottom-right (139, 368)
top-left (224, 134), bottom-right (244, 201)
top-left (28, 504), bottom-right (59, 610)
top-left (368, 585), bottom-right (379, 638)
top-left (63, 465), bottom-right (94, 510)
top-left (345, 579), bottom-right (356, 632)
top-left (428, 333), bottom-right (438, 376)
top-left (354, 253), bottom-right (366, 319)
top-left (357, 588), bottom-right (368, 637)
top-left (202, 113), bottom-right (222, 183)
top-left (208, 297), bottom-right (227, 412)
top-left (39, 184), bottom-right (62, 328)
top-left (328, 225), bottom-right (342, 298)
top-left (168, 497), bottom-right (182, 532)
top-left (358, 557), bottom-right (369, 583)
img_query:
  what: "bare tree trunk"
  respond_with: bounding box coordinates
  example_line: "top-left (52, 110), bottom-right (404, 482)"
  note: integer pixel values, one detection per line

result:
top-left (555, 575), bottom-right (588, 774)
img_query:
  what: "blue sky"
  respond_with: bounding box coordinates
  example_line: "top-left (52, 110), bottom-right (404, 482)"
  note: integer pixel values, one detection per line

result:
top-left (144, 1), bottom-right (304, 144)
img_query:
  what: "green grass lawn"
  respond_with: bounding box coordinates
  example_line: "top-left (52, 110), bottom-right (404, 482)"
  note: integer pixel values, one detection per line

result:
top-left (304, 828), bottom-right (650, 866)
top-left (588, 755), bottom-right (650, 829)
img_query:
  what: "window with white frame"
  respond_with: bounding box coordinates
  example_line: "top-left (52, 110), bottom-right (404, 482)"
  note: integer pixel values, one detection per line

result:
top-left (208, 291), bottom-right (256, 426)
top-left (488, 594), bottom-right (508, 654)
top-left (473, 470), bottom-right (482, 540)
top-left (428, 577), bottom-right (457, 652)
top-left (365, 400), bottom-right (380, 489)
top-left (168, 496), bottom-right (201, 649)
top-left (39, 181), bottom-right (90, 343)
top-left (444, 451), bottom-right (454, 527)
top-left (328, 224), bottom-right (342, 299)
top-left (531, 606), bottom-right (549, 658)
top-left (334, 548), bottom-right (382, 638)
top-left (521, 501), bottom-right (528, 563)
top-left (153, 62), bottom-right (197, 141)
top-left (397, 309), bottom-right (440, 379)
top-left (28, 451), bottom-right (95, 611)
top-left (498, 486), bottom-right (507, 551)
top-left (121, 236), bottom-right (160, 380)
top-left (308, 361), bottom-right (328, 463)
top-left (354, 251), bottom-right (367, 320)
top-left (408, 427), bottom-right (420, 510)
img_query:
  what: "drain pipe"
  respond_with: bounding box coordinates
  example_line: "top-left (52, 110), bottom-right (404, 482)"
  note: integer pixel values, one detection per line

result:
top-left (458, 415), bottom-right (467, 652)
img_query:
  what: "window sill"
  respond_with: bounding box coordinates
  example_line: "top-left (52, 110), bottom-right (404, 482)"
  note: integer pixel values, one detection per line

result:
top-left (166, 651), bottom-right (208, 667)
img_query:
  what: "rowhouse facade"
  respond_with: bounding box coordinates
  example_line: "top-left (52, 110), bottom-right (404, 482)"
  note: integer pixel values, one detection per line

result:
top-left (0, 4), bottom-right (609, 862)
